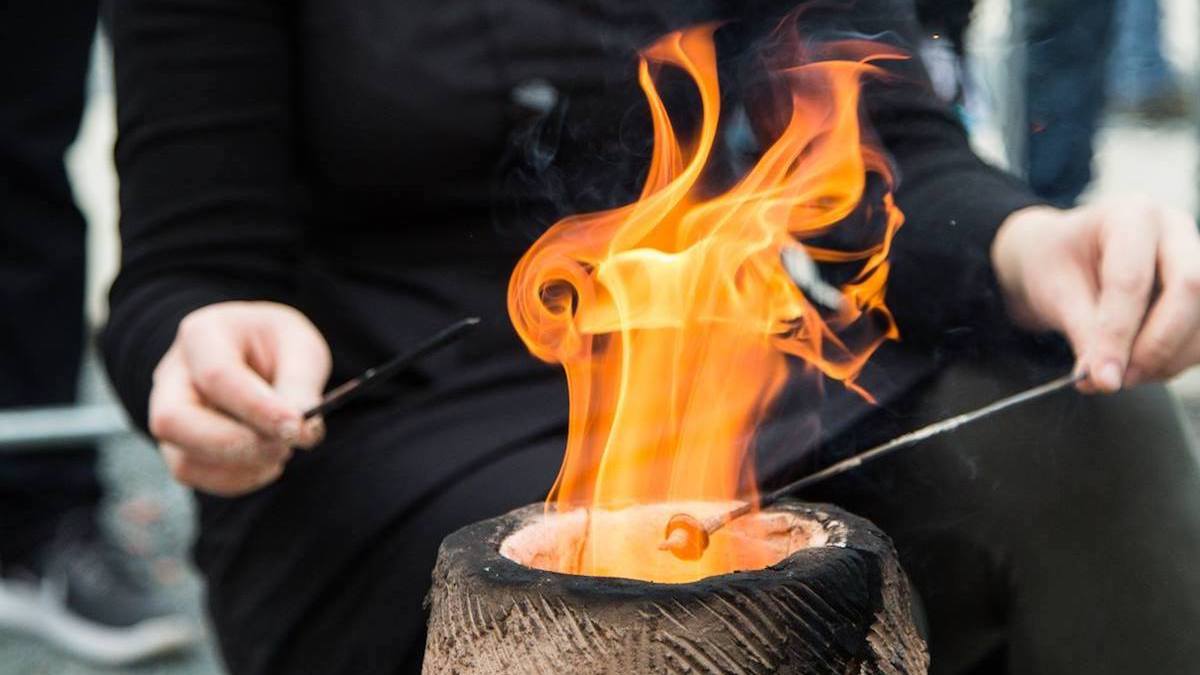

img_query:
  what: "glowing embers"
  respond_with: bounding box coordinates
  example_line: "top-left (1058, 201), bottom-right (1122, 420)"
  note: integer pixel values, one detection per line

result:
top-left (499, 502), bottom-right (830, 584)
top-left (507, 25), bottom-right (904, 582)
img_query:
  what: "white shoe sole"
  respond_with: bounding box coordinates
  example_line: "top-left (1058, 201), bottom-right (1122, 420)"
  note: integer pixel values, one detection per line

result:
top-left (0, 577), bottom-right (197, 666)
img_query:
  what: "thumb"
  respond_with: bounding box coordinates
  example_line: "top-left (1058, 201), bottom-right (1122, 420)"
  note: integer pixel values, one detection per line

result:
top-left (269, 319), bottom-right (332, 448)
top-left (1083, 214), bottom-right (1158, 392)
top-left (1043, 270), bottom-right (1102, 392)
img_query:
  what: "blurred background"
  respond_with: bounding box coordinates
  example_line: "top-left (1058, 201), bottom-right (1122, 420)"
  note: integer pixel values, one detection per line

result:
top-left (1, 0), bottom-right (1198, 671)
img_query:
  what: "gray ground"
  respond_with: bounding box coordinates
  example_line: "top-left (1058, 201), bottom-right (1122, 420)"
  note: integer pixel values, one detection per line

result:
top-left (2, 1), bottom-right (1199, 672)
top-left (0, 356), bottom-right (224, 673)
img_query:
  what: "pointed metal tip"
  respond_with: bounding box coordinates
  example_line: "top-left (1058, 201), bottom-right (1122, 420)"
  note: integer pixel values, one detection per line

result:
top-left (661, 513), bottom-right (709, 561)
top-left (780, 244), bottom-right (846, 312)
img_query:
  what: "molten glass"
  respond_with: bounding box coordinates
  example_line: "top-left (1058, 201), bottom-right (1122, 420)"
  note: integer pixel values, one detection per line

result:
top-left (507, 25), bottom-right (904, 583)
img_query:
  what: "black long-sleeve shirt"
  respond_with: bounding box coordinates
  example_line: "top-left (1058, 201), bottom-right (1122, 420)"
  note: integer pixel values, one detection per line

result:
top-left (100, 2), bottom-right (1044, 670)
top-left (102, 0), bottom-right (1038, 433)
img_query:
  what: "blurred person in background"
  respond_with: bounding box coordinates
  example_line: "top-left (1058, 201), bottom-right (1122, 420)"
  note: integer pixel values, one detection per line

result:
top-left (913, 0), bottom-right (974, 109)
top-left (102, 0), bottom-right (1200, 673)
top-left (0, 2), bottom-right (194, 666)
top-left (919, 0), bottom-right (1190, 205)
top-left (1019, 0), bottom-right (1190, 205)
top-left (1109, 0), bottom-right (1190, 120)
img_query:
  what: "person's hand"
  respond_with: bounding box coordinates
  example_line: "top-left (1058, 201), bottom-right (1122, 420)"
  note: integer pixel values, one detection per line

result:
top-left (992, 200), bottom-right (1200, 393)
top-left (148, 301), bottom-right (332, 496)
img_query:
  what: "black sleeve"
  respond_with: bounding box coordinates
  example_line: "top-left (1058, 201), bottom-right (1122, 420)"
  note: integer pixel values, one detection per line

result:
top-left (101, 0), bottom-right (306, 430)
top-left (855, 2), bottom-right (1042, 346)
top-left (732, 0), bottom-right (1042, 345)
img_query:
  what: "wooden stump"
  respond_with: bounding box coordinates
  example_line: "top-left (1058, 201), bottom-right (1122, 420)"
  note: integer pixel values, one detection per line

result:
top-left (424, 500), bottom-right (928, 674)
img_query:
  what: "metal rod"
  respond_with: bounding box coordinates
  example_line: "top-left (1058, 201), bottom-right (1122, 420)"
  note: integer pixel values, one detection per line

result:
top-left (0, 318), bottom-right (481, 450)
top-left (781, 244), bottom-right (845, 311)
top-left (663, 370), bottom-right (1085, 556)
top-left (760, 369), bottom-right (1086, 508)
top-left (303, 317), bottom-right (481, 420)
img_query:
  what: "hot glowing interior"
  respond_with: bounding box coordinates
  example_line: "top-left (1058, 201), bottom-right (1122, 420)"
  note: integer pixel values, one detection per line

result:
top-left (507, 25), bottom-right (903, 583)
top-left (500, 503), bottom-right (830, 584)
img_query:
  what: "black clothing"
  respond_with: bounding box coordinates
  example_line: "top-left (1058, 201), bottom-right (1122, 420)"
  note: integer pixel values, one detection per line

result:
top-left (101, 0), bottom-right (1038, 432)
top-left (0, 1), bottom-right (102, 567)
top-left (99, 0), bottom-right (1190, 673)
top-left (814, 356), bottom-right (1200, 675)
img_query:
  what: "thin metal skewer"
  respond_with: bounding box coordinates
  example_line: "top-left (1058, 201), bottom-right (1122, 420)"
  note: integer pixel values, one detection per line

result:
top-left (302, 317), bottom-right (481, 420)
top-left (780, 244), bottom-right (845, 311)
top-left (660, 369), bottom-right (1086, 560)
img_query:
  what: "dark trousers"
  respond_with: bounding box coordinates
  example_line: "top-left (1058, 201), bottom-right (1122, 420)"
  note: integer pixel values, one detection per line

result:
top-left (196, 344), bottom-right (1200, 674)
top-left (812, 350), bottom-right (1200, 674)
top-left (0, 1), bottom-right (102, 565)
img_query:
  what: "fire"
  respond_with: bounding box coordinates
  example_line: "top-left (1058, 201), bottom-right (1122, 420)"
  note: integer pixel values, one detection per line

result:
top-left (507, 24), bottom-right (904, 583)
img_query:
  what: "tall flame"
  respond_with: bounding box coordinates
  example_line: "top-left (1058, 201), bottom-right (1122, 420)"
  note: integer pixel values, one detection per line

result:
top-left (508, 25), bottom-right (905, 583)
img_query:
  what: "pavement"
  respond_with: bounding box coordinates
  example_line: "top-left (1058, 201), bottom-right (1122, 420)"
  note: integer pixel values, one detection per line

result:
top-left (2, 3), bottom-right (1198, 672)
top-left (0, 354), bottom-right (225, 673)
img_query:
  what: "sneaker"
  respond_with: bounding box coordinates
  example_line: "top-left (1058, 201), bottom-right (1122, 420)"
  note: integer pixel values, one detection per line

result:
top-left (0, 525), bottom-right (197, 666)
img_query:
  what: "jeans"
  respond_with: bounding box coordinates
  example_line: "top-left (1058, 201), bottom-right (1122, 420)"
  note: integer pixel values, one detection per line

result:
top-left (1018, 0), bottom-right (1117, 206)
top-left (1109, 0), bottom-right (1177, 106)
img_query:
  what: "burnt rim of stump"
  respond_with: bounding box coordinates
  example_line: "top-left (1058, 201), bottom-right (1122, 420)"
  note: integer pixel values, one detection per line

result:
top-left (425, 499), bottom-right (929, 674)
top-left (437, 500), bottom-right (889, 598)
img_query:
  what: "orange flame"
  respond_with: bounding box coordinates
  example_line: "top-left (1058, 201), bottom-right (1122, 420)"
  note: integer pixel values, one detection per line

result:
top-left (508, 25), bottom-right (904, 583)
